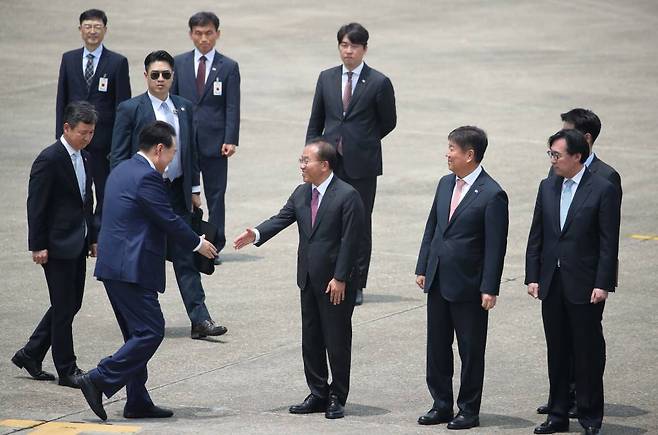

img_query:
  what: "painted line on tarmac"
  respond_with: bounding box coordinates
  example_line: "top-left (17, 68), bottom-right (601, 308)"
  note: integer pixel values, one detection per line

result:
top-left (629, 234), bottom-right (658, 241)
top-left (0, 419), bottom-right (139, 434)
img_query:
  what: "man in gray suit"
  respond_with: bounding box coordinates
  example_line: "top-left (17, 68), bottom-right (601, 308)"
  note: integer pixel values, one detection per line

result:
top-left (306, 22), bottom-right (396, 305)
top-left (234, 140), bottom-right (365, 419)
top-left (172, 11), bottom-right (240, 264)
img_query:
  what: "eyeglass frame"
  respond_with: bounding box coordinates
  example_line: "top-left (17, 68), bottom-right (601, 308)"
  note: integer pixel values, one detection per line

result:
top-left (298, 158), bottom-right (326, 167)
top-left (149, 70), bottom-right (173, 80)
top-left (546, 150), bottom-right (564, 160)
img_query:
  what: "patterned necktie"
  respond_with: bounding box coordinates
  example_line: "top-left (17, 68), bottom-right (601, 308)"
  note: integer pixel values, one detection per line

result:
top-left (560, 179), bottom-right (575, 230)
top-left (84, 53), bottom-right (95, 88)
top-left (196, 55), bottom-right (207, 96)
top-left (160, 102), bottom-right (182, 180)
top-left (311, 188), bottom-right (320, 227)
top-left (71, 152), bottom-right (86, 200)
top-left (449, 179), bottom-right (466, 221)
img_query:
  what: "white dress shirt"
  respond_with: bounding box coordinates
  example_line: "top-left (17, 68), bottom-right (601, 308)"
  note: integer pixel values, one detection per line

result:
top-left (451, 164), bottom-right (483, 207)
top-left (194, 48), bottom-right (215, 83)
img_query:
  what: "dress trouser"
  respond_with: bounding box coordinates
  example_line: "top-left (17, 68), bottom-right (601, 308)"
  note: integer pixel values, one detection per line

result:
top-left (426, 285), bottom-right (489, 416)
top-left (88, 279), bottom-right (164, 411)
top-left (200, 156), bottom-right (228, 252)
top-left (165, 177), bottom-right (211, 325)
top-left (334, 156), bottom-right (376, 289)
top-left (301, 279), bottom-right (356, 405)
top-left (542, 268), bottom-right (606, 429)
top-left (23, 246), bottom-right (86, 377)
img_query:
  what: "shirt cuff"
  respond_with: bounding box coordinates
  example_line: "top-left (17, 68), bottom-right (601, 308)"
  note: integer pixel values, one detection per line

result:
top-left (192, 186), bottom-right (201, 194)
top-left (193, 237), bottom-right (203, 252)
top-left (252, 228), bottom-right (261, 244)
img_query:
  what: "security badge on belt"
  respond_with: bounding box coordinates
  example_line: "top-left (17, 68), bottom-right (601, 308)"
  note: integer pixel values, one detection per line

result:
top-left (98, 74), bottom-right (108, 92)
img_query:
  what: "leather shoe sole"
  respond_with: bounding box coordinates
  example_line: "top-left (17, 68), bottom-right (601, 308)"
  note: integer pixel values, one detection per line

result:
top-left (11, 350), bottom-right (55, 381)
top-left (124, 405), bottom-right (174, 419)
top-left (79, 375), bottom-right (107, 421)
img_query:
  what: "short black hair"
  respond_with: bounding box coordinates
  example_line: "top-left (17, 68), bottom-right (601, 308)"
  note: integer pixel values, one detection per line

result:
top-left (139, 121), bottom-right (176, 151)
top-left (447, 126), bottom-right (488, 163)
top-left (144, 50), bottom-right (175, 71)
top-left (560, 108), bottom-right (601, 144)
top-left (189, 11), bottom-right (220, 30)
top-left (79, 9), bottom-right (107, 26)
top-left (337, 23), bottom-right (369, 47)
top-left (306, 138), bottom-right (337, 171)
top-left (63, 101), bottom-right (98, 128)
top-left (548, 129), bottom-right (590, 164)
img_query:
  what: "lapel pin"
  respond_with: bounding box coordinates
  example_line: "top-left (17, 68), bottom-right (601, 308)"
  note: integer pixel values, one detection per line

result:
top-left (361, 79), bottom-right (366, 83)
top-left (180, 107), bottom-right (185, 111)
top-left (212, 67), bottom-right (217, 71)
top-left (474, 189), bottom-right (479, 193)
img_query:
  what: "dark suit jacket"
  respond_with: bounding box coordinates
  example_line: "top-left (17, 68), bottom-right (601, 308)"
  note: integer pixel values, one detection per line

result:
top-left (171, 50), bottom-right (240, 158)
top-left (306, 63), bottom-right (396, 179)
top-left (27, 141), bottom-right (96, 259)
top-left (56, 47), bottom-right (131, 153)
top-left (415, 169), bottom-right (509, 302)
top-left (549, 154), bottom-right (622, 201)
top-left (95, 154), bottom-right (200, 292)
top-left (525, 168), bottom-right (621, 303)
top-left (255, 176), bottom-right (365, 290)
top-left (110, 92), bottom-right (200, 211)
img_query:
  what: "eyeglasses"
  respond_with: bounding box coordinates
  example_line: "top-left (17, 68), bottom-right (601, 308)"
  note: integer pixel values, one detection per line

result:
top-left (149, 70), bottom-right (173, 80)
top-left (298, 158), bottom-right (325, 167)
top-left (546, 150), bottom-right (563, 160)
top-left (81, 24), bottom-right (105, 31)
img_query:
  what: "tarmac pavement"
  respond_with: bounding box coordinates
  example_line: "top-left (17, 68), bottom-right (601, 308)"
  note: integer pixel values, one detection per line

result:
top-left (0, 0), bottom-right (657, 433)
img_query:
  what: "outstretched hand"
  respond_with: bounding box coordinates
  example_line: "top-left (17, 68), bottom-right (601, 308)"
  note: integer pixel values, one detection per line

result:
top-left (233, 228), bottom-right (256, 250)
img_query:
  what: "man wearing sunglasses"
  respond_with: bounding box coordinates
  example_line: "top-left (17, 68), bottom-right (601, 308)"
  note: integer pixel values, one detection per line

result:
top-left (110, 50), bottom-right (227, 340)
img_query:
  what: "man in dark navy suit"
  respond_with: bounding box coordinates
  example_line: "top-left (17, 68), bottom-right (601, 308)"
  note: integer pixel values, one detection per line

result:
top-left (111, 50), bottom-right (227, 339)
top-left (12, 102), bottom-right (98, 389)
top-left (172, 11), bottom-right (240, 264)
top-left (56, 9), bottom-right (131, 210)
top-left (78, 122), bottom-right (217, 421)
top-left (415, 126), bottom-right (509, 430)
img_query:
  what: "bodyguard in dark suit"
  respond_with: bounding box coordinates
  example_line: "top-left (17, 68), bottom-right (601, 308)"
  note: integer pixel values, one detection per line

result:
top-left (415, 126), bottom-right (508, 430)
top-left (111, 50), bottom-right (227, 339)
top-left (306, 22), bottom-right (396, 305)
top-left (79, 122), bottom-right (218, 421)
top-left (56, 9), bottom-right (131, 209)
top-left (537, 108), bottom-right (623, 419)
top-left (12, 102), bottom-right (98, 388)
top-left (526, 129), bottom-right (620, 435)
top-left (172, 12), bottom-right (241, 261)
top-left (234, 140), bottom-right (365, 419)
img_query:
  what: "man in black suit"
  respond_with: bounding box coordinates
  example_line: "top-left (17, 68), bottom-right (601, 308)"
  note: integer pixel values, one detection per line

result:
top-left (12, 101), bottom-right (98, 389)
top-left (172, 11), bottom-right (241, 264)
top-left (110, 50), bottom-right (227, 339)
top-left (234, 140), bottom-right (365, 419)
top-left (536, 108), bottom-right (623, 419)
top-left (415, 126), bottom-right (508, 430)
top-left (56, 9), bottom-right (131, 210)
top-left (526, 129), bottom-right (620, 435)
top-left (306, 22), bottom-right (396, 305)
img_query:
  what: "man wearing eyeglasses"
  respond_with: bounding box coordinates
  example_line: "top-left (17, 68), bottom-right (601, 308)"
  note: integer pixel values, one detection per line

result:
top-left (525, 129), bottom-right (620, 435)
top-left (56, 9), bottom-right (131, 213)
top-left (233, 140), bottom-right (365, 419)
top-left (306, 22), bottom-right (397, 306)
top-left (110, 50), bottom-right (227, 340)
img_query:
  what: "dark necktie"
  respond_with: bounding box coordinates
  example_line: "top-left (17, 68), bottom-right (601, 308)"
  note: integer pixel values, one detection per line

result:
top-left (196, 56), bottom-right (207, 96)
top-left (84, 53), bottom-right (95, 88)
top-left (311, 188), bottom-right (320, 227)
top-left (337, 71), bottom-right (354, 155)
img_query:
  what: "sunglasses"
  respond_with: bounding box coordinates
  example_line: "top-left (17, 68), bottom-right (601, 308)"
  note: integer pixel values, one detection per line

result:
top-left (149, 70), bottom-right (172, 80)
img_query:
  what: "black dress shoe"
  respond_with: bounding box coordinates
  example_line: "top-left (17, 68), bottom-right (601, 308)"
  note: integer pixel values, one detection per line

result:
top-left (584, 426), bottom-right (601, 435)
top-left (289, 394), bottom-right (327, 414)
top-left (418, 408), bottom-right (453, 425)
top-left (537, 403), bottom-right (549, 414)
top-left (58, 368), bottom-right (85, 389)
top-left (447, 412), bottom-right (479, 430)
top-left (533, 418), bottom-right (569, 434)
top-left (354, 288), bottom-right (363, 306)
top-left (191, 319), bottom-right (228, 339)
top-left (214, 256), bottom-right (222, 266)
top-left (11, 349), bottom-right (55, 381)
top-left (79, 374), bottom-right (107, 421)
top-left (325, 394), bottom-right (344, 419)
top-left (124, 405), bottom-right (174, 419)
top-left (568, 403), bottom-right (579, 419)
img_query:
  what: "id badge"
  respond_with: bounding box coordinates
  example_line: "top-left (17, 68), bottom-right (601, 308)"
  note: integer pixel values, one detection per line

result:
top-left (98, 76), bottom-right (108, 92)
top-left (213, 80), bottom-right (222, 96)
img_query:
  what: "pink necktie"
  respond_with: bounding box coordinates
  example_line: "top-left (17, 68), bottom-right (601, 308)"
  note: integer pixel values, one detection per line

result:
top-left (311, 188), bottom-right (320, 226)
top-left (449, 179), bottom-right (466, 221)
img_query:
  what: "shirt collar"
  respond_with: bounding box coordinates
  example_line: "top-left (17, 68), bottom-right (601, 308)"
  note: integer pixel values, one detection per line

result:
top-left (59, 135), bottom-right (79, 157)
top-left (584, 152), bottom-right (595, 167)
top-left (456, 164), bottom-right (482, 186)
top-left (137, 151), bottom-right (157, 170)
top-left (83, 44), bottom-right (103, 59)
top-left (566, 164), bottom-right (587, 186)
top-left (313, 172), bottom-right (334, 195)
top-left (194, 48), bottom-right (215, 65)
top-left (147, 91), bottom-right (173, 108)
top-left (342, 62), bottom-right (364, 76)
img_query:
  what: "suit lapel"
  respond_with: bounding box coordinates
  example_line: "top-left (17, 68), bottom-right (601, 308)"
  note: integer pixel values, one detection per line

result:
top-left (199, 51), bottom-right (223, 102)
top-left (552, 177), bottom-right (563, 236)
top-left (345, 64), bottom-right (369, 116)
top-left (56, 141), bottom-right (83, 203)
top-left (438, 177), bottom-right (454, 234)
top-left (170, 96), bottom-right (188, 164)
top-left (88, 48), bottom-right (110, 96)
top-left (310, 177), bottom-right (337, 238)
top-left (561, 169), bottom-right (593, 234)
top-left (297, 183), bottom-right (312, 237)
top-left (444, 170), bottom-right (487, 232)
top-left (334, 67), bottom-right (344, 116)
top-left (82, 151), bottom-right (92, 201)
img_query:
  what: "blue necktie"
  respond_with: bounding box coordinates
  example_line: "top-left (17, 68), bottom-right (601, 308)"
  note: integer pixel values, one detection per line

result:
top-left (71, 152), bottom-right (86, 200)
top-left (160, 102), bottom-right (182, 181)
top-left (559, 179), bottom-right (575, 230)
